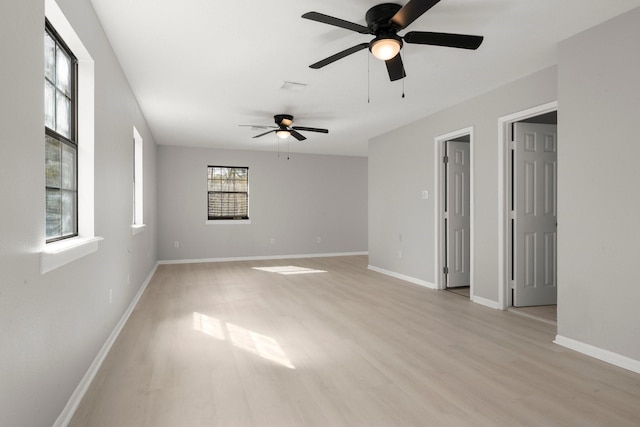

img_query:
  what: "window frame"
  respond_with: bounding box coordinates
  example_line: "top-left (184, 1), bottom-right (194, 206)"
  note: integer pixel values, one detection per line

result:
top-left (45, 19), bottom-right (79, 243)
top-left (207, 166), bottom-right (250, 222)
top-left (132, 126), bottom-right (145, 234)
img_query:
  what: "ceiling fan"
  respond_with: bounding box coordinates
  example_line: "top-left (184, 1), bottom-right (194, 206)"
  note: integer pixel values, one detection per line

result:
top-left (240, 114), bottom-right (329, 141)
top-left (302, 0), bottom-right (484, 81)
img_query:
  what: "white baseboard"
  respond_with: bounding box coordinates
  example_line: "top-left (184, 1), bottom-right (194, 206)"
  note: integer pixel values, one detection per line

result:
top-left (472, 295), bottom-right (501, 310)
top-left (367, 265), bottom-right (437, 289)
top-left (159, 251), bottom-right (368, 265)
top-left (554, 335), bottom-right (640, 375)
top-left (53, 262), bottom-right (159, 427)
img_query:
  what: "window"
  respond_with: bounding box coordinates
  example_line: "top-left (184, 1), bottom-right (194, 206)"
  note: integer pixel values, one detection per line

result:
top-left (41, 0), bottom-right (100, 274)
top-left (45, 20), bottom-right (77, 242)
top-left (132, 127), bottom-right (144, 231)
top-left (207, 166), bottom-right (249, 220)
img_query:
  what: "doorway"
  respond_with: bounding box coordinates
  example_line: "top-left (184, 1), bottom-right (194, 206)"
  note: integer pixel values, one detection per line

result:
top-left (435, 127), bottom-right (474, 299)
top-left (498, 102), bottom-right (558, 319)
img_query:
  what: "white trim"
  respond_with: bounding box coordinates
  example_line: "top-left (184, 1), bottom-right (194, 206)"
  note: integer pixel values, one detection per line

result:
top-left (53, 262), bottom-right (159, 427)
top-left (131, 224), bottom-right (147, 235)
top-left (367, 265), bottom-right (437, 290)
top-left (159, 251), bottom-right (368, 265)
top-left (471, 296), bottom-right (501, 310)
top-left (434, 137), bottom-right (444, 289)
top-left (497, 101), bottom-right (558, 310)
top-left (554, 335), bottom-right (640, 375)
top-left (40, 236), bottom-right (103, 274)
top-left (205, 219), bottom-right (251, 225)
top-left (434, 127), bottom-right (475, 297)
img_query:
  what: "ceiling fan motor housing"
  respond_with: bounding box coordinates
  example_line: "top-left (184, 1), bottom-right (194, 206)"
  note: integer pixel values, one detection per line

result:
top-left (366, 3), bottom-right (402, 32)
top-left (274, 114), bottom-right (294, 126)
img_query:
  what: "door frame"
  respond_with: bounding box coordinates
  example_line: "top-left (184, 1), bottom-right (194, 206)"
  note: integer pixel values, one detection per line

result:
top-left (497, 101), bottom-right (557, 310)
top-left (434, 126), bottom-right (474, 296)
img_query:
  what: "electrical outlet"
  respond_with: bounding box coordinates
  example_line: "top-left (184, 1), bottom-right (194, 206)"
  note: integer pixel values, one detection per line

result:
top-left (270, 238), bottom-right (275, 245)
top-left (398, 250), bottom-right (402, 259)
top-left (174, 241), bottom-right (179, 248)
top-left (316, 237), bottom-right (322, 244)
top-left (109, 288), bottom-right (113, 304)
top-left (127, 274), bottom-right (130, 285)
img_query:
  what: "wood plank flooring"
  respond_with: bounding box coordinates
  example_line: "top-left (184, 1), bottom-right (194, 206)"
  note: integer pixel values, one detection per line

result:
top-left (69, 256), bottom-right (640, 426)
top-left (446, 286), bottom-right (558, 323)
top-left (510, 304), bottom-right (558, 323)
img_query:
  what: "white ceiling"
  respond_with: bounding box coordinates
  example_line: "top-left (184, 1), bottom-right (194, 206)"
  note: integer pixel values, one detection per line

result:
top-left (89, 0), bottom-right (640, 157)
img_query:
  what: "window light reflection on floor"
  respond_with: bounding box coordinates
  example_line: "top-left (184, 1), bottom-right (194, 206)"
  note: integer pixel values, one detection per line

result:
top-left (192, 312), bottom-right (295, 369)
top-left (252, 265), bottom-right (327, 275)
top-left (192, 311), bottom-right (225, 340)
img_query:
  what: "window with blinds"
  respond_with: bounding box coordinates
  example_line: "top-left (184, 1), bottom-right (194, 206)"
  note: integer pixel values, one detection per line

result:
top-left (207, 166), bottom-right (249, 220)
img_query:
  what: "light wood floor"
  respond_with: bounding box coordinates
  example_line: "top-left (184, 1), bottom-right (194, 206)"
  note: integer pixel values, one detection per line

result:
top-left (510, 304), bottom-right (558, 323)
top-left (447, 286), bottom-right (558, 323)
top-left (70, 256), bottom-right (640, 427)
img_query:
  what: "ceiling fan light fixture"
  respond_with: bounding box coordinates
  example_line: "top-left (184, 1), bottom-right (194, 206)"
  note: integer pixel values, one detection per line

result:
top-left (370, 36), bottom-right (402, 61)
top-left (276, 129), bottom-right (291, 139)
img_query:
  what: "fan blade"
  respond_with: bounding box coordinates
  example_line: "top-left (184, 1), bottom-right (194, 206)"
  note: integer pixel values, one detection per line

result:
top-left (290, 130), bottom-right (307, 141)
top-left (404, 31), bottom-right (484, 50)
top-left (253, 130), bottom-right (275, 138)
top-left (292, 126), bottom-right (329, 134)
top-left (385, 54), bottom-right (406, 81)
top-left (310, 43), bottom-right (369, 69)
top-left (239, 125), bottom-right (276, 130)
top-left (391, 0), bottom-right (440, 29)
top-left (302, 12), bottom-right (370, 34)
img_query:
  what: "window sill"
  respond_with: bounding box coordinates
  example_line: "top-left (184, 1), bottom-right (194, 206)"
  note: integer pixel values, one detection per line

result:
top-left (205, 219), bottom-right (251, 225)
top-left (40, 236), bottom-right (104, 274)
top-left (131, 224), bottom-right (147, 235)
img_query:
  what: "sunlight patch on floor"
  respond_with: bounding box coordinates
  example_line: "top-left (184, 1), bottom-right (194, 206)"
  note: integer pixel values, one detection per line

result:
top-left (252, 265), bottom-right (327, 275)
top-left (192, 312), bottom-right (295, 369)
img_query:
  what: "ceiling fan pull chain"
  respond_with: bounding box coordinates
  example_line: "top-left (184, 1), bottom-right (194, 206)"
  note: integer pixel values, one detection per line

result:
top-left (402, 79), bottom-right (405, 98)
top-left (367, 51), bottom-right (371, 104)
top-left (401, 50), bottom-right (406, 98)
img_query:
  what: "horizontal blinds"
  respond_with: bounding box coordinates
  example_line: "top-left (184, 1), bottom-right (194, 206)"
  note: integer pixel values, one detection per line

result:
top-left (207, 166), bottom-right (249, 219)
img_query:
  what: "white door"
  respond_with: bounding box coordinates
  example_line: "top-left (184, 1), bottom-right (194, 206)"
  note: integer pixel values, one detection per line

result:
top-left (513, 123), bottom-right (557, 306)
top-left (445, 140), bottom-right (470, 288)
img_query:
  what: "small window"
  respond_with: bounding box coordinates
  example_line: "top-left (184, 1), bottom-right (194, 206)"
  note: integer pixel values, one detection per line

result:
top-left (133, 127), bottom-right (144, 226)
top-left (45, 20), bottom-right (77, 242)
top-left (207, 166), bottom-right (249, 220)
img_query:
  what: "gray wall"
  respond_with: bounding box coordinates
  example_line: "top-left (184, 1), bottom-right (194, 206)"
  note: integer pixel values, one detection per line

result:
top-left (0, 1), bottom-right (157, 426)
top-left (158, 146), bottom-right (367, 261)
top-left (557, 7), bottom-right (640, 360)
top-left (369, 67), bottom-right (557, 301)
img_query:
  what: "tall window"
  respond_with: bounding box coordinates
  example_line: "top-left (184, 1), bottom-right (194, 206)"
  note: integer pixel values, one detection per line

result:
top-left (207, 166), bottom-right (249, 220)
top-left (45, 20), bottom-right (77, 242)
top-left (133, 127), bottom-right (144, 226)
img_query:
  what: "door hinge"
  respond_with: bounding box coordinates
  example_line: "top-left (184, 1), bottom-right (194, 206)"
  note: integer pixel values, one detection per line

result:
top-left (443, 155), bottom-right (449, 164)
top-left (510, 280), bottom-right (515, 289)
top-left (510, 139), bottom-right (516, 150)
top-left (443, 266), bottom-right (449, 275)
